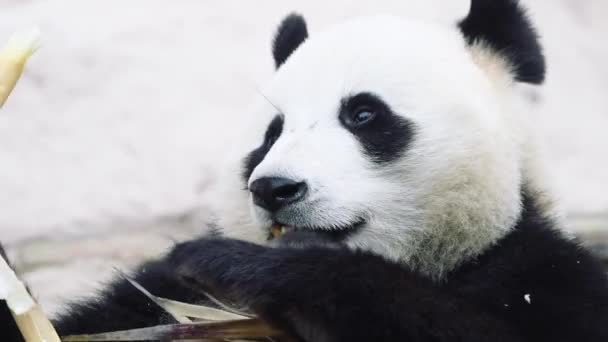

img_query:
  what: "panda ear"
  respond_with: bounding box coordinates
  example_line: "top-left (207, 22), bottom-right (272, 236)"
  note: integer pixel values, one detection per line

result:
top-left (458, 0), bottom-right (545, 84)
top-left (272, 13), bottom-right (308, 69)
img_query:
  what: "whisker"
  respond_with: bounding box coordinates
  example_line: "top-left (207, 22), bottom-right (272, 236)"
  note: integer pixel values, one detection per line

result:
top-left (237, 73), bottom-right (284, 114)
top-left (254, 86), bottom-right (283, 114)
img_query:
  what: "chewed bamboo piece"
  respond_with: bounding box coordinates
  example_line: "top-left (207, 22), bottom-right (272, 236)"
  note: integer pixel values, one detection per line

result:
top-left (0, 28), bottom-right (40, 107)
top-left (0, 248), bottom-right (60, 342)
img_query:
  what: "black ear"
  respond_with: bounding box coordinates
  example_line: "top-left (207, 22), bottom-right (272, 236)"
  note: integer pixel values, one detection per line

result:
top-left (272, 13), bottom-right (308, 68)
top-left (459, 0), bottom-right (545, 84)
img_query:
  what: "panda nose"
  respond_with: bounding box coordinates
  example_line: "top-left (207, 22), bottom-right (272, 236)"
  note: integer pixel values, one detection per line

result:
top-left (249, 177), bottom-right (308, 212)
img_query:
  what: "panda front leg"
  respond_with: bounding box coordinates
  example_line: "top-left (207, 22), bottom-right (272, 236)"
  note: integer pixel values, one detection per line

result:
top-left (167, 237), bottom-right (524, 342)
top-left (52, 257), bottom-right (214, 336)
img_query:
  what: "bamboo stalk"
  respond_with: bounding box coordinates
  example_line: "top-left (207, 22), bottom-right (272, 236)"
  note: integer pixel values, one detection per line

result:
top-left (0, 28), bottom-right (40, 107)
top-left (62, 319), bottom-right (283, 341)
top-left (12, 304), bottom-right (61, 342)
top-left (0, 247), bottom-right (60, 342)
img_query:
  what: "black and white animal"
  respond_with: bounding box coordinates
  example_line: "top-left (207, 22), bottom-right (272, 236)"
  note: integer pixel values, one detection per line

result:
top-left (3, 0), bottom-right (607, 341)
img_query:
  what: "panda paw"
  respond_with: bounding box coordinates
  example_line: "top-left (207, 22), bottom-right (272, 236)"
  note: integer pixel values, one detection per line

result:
top-left (166, 237), bottom-right (363, 341)
top-left (168, 237), bottom-right (265, 301)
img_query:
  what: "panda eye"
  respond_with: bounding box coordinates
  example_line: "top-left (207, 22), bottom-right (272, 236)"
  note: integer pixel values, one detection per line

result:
top-left (348, 106), bottom-right (376, 127)
top-left (339, 93), bottom-right (386, 130)
top-left (353, 107), bottom-right (376, 125)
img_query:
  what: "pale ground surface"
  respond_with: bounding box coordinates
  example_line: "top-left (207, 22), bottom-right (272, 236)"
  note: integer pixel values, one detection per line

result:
top-left (0, 0), bottom-right (606, 315)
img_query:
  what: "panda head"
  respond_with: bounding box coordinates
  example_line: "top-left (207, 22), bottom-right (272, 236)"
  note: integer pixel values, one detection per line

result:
top-left (232, 0), bottom-right (546, 280)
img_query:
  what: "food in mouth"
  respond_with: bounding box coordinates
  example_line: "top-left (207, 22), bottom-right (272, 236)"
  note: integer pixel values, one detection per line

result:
top-left (270, 224), bottom-right (284, 239)
top-left (269, 224), bottom-right (295, 240)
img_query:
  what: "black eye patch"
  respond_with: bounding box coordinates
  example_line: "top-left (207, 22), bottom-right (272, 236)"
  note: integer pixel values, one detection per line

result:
top-left (339, 93), bottom-right (414, 164)
top-left (242, 115), bottom-right (284, 184)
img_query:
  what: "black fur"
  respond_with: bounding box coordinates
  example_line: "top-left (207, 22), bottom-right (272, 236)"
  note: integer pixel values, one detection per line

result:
top-left (458, 0), bottom-right (546, 84)
top-left (0, 301), bottom-right (22, 342)
top-left (52, 259), bottom-right (210, 334)
top-left (49, 191), bottom-right (608, 341)
top-left (242, 115), bottom-right (284, 183)
top-left (272, 14), bottom-right (308, 68)
top-left (339, 92), bottom-right (415, 164)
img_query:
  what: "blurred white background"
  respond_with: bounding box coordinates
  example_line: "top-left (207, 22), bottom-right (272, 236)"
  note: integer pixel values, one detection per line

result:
top-left (0, 0), bottom-right (606, 314)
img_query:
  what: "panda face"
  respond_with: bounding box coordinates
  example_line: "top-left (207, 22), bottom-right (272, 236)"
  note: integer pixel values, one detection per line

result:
top-left (238, 11), bottom-right (543, 278)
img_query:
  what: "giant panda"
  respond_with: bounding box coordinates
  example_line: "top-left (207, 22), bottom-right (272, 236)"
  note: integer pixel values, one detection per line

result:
top-left (3, 0), bottom-right (608, 341)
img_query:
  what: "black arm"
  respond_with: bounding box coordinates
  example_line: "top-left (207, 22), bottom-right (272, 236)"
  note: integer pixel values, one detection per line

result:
top-left (52, 257), bottom-right (211, 336)
top-left (167, 237), bottom-right (524, 342)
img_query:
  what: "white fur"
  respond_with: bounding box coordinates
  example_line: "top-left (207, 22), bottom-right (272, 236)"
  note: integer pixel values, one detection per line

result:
top-left (215, 16), bottom-right (543, 280)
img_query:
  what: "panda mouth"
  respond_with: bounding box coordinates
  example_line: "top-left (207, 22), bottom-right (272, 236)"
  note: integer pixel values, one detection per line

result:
top-left (267, 219), bottom-right (366, 241)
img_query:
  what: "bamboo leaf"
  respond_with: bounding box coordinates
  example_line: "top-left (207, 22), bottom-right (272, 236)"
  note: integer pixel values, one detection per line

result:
top-left (124, 275), bottom-right (251, 322)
